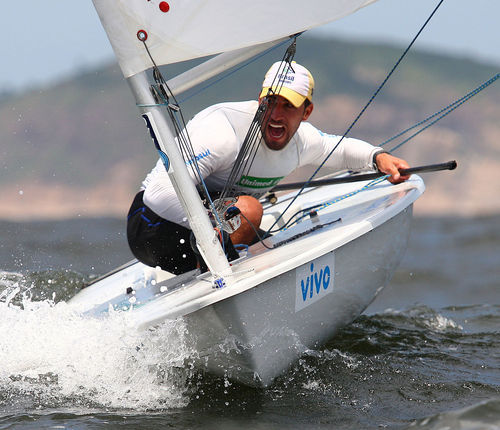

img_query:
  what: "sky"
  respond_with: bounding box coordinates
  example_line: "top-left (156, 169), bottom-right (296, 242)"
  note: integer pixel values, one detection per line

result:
top-left (2, 0), bottom-right (499, 93)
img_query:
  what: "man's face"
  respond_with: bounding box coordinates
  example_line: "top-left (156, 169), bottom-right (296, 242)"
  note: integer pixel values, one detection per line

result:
top-left (260, 95), bottom-right (313, 151)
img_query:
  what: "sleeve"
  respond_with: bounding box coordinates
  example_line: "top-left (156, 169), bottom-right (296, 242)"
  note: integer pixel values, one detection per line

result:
top-left (143, 167), bottom-right (188, 226)
top-left (297, 122), bottom-right (385, 172)
top-left (143, 109), bottom-right (238, 227)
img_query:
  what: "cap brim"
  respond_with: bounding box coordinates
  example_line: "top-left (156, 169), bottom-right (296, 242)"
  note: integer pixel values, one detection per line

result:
top-left (260, 87), bottom-right (307, 108)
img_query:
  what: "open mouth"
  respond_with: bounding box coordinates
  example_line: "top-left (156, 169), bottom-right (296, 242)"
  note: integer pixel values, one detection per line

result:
top-left (268, 123), bottom-right (285, 139)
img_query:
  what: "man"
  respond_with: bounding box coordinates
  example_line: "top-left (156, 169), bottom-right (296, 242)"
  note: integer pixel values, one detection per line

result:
top-left (127, 61), bottom-right (410, 274)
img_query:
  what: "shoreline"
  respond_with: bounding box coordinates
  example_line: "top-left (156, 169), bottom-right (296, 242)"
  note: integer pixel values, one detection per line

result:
top-left (1, 187), bottom-right (498, 222)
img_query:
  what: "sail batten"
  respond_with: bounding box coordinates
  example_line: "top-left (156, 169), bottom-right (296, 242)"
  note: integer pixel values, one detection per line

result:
top-left (93, 0), bottom-right (378, 78)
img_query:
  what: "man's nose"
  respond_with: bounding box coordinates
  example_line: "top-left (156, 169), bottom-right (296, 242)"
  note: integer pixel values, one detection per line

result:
top-left (270, 103), bottom-right (285, 119)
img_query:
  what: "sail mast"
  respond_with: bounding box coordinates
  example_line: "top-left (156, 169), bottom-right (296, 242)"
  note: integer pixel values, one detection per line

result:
top-left (127, 72), bottom-right (233, 281)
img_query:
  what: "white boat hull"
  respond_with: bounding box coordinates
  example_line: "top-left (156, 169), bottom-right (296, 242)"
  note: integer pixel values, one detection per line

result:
top-left (69, 175), bottom-right (424, 386)
top-left (183, 206), bottom-right (412, 386)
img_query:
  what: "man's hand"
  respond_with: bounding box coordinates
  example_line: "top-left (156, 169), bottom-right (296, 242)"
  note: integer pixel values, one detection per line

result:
top-left (375, 152), bottom-right (410, 184)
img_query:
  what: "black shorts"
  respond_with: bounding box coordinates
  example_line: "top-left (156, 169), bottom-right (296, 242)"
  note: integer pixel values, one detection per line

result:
top-left (126, 191), bottom-right (239, 275)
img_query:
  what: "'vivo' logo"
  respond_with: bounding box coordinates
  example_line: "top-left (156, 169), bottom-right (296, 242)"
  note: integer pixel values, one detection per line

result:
top-left (300, 263), bottom-right (331, 301)
top-left (295, 254), bottom-right (335, 312)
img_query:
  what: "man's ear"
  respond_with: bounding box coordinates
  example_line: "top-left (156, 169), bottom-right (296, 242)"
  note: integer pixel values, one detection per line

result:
top-left (303, 103), bottom-right (314, 121)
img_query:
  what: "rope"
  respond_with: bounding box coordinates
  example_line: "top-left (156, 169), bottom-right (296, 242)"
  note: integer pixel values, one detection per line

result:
top-left (239, 175), bottom-right (388, 251)
top-left (266, 71), bottom-right (499, 240)
top-left (270, 175), bottom-right (389, 233)
top-left (263, 70), bottom-right (497, 241)
top-left (135, 0), bottom-right (496, 249)
top-left (136, 36), bottom-right (293, 107)
top-left (381, 73), bottom-right (499, 152)
top-left (262, 0), bottom-right (447, 238)
top-left (216, 38), bottom-right (299, 211)
top-left (138, 39), bottom-right (225, 231)
top-left (139, 36), bottom-right (302, 229)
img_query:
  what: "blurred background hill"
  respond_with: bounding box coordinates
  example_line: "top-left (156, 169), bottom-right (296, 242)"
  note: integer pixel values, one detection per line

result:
top-left (1, 35), bottom-right (498, 220)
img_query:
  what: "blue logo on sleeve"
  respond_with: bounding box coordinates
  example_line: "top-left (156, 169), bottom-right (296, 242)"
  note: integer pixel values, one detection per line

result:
top-left (186, 149), bottom-right (211, 166)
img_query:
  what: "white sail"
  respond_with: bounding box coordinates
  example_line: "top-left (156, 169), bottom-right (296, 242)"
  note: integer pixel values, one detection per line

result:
top-left (93, 0), bottom-right (378, 78)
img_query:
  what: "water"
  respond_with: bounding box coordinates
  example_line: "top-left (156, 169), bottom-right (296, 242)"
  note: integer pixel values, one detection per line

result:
top-left (0, 216), bottom-right (499, 429)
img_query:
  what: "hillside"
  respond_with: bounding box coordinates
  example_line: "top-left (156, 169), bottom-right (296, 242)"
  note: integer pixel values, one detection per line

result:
top-left (1, 36), bottom-right (498, 220)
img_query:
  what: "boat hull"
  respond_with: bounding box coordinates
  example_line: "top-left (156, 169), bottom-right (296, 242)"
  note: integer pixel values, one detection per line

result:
top-left (184, 205), bottom-right (412, 386)
top-left (69, 175), bottom-right (424, 386)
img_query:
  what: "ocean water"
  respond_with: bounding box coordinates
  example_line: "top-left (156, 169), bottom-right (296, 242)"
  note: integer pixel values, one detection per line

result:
top-left (0, 216), bottom-right (499, 429)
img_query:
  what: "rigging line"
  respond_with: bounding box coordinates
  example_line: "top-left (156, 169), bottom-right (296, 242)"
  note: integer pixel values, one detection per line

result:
top-left (270, 218), bottom-right (342, 249)
top-left (153, 86), bottom-right (223, 221)
top-left (218, 39), bottom-right (298, 204)
top-left (151, 80), bottom-right (201, 183)
top-left (219, 117), bottom-right (261, 202)
top-left (387, 90), bottom-right (491, 152)
top-left (381, 73), bottom-right (499, 149)
top-left (152, 80), bottom-right (202, 188)
top-left (246, 178), bottom-right (386, 249)
top-left (264, 175), bottom-right (388, 242)
top-left (139, 39), bottom-right (224, 226)
top-left (219, 81), bottom-right (283, 202)
top-left (268, 203), bottom-right (325, 233)
top-left (262, 0), bottom-right (446, 237)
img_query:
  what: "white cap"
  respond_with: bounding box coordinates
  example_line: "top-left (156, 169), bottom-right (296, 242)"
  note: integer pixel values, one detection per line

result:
top-left (260, 61), bottom-right (314, 108)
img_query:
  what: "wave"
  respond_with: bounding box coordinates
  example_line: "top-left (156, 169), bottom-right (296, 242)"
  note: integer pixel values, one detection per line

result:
top-left (1, 269), bottom-right (498, 420)
top-left (0, 271), bottom-right (198, 411)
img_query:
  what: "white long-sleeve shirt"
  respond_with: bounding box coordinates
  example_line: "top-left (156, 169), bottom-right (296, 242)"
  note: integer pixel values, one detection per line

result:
top-left (142, 100), bottom-right (382, 227)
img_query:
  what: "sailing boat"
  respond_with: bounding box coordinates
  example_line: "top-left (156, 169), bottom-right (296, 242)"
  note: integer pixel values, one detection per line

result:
top-left (69, 0), bottom-right (426, 386)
